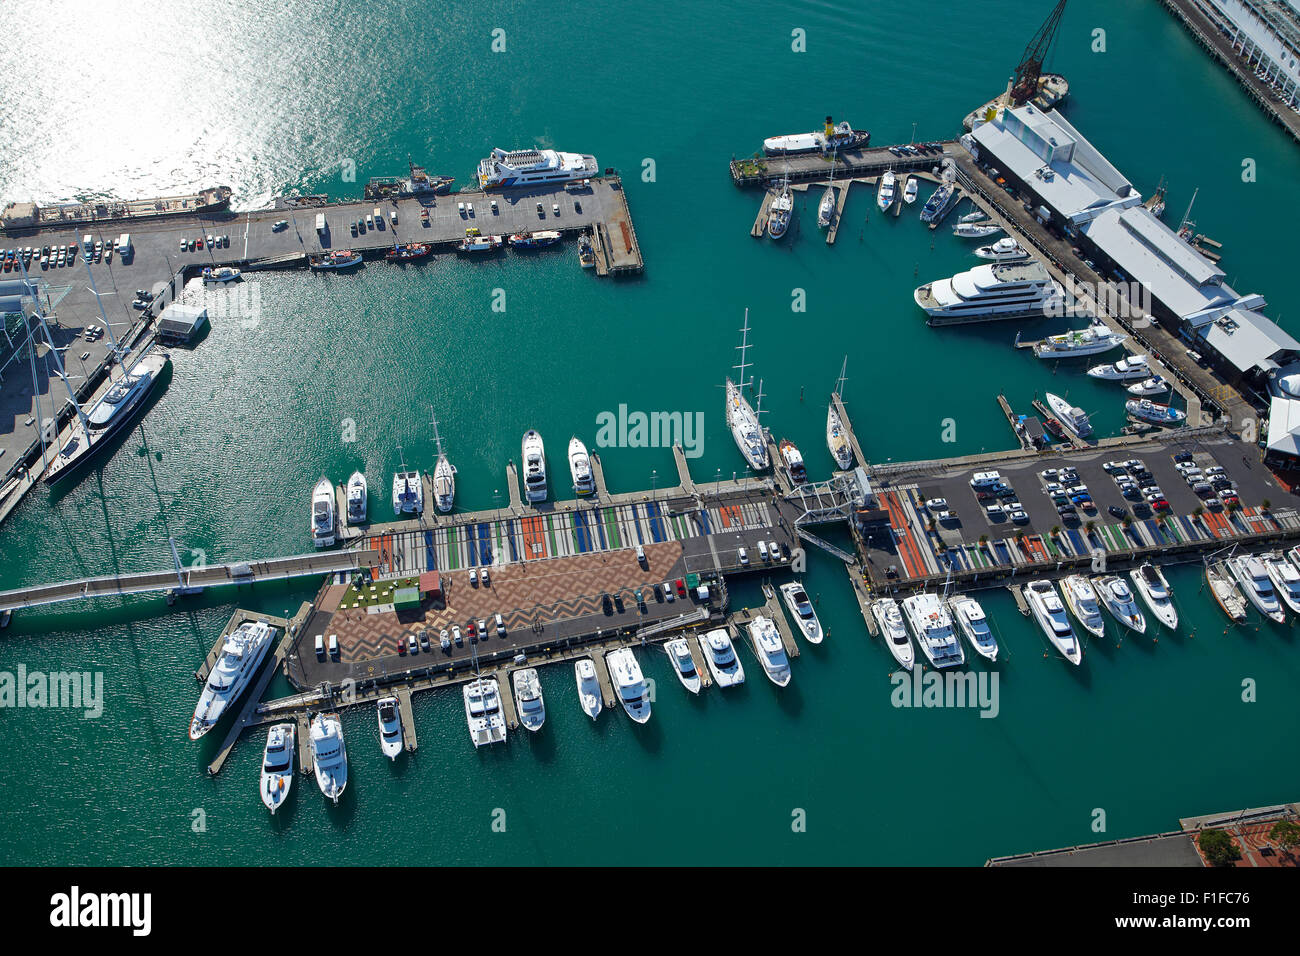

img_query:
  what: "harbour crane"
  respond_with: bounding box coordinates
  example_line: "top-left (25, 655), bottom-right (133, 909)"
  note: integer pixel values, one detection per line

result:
top-left (1011, 0), bottom-right (1068, 107)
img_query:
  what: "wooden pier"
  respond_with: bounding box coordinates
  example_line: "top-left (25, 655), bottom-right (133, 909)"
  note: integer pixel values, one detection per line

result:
top-left (395, 686), bottom-right (418, 752)
top-left (751, 188), bottom-right (776, 238)
top-left (590, 650), bottom-right (617, 709)
top-left (196, 606), bottom-right (300, 683)
top-left (825, 182), bottom-right (852, 245)
top-left (831, 392), bottom-right (867, 469)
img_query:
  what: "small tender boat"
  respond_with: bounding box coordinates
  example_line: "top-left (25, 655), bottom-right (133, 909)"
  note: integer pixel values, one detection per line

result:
top-left (574, 659), bottom-right (602, 719)
top-left (346, 471), bottom-right (367, 524)
top-left (259, 723), bottom-right (295, 815)
top-left (1130, 563), bottom-right (1178, 630)
top-left (779, 581), bottom-right (822, 644)
top-left (1126, 398), bottom-right (1186, 425)
top-left (871, 598), bottom-right (914, 671)
top-left (512, 668), bottom-right (546, 732)
top-left (1094, 575), bottom-right (1147, 634)
top-left (1205, 560), bottom-right (1247, 623)
top-left (665, 637), bottom-right (702, 694)
top-left (948, 595), bottom-right (999, 661)
top-left (1088, 354), bottom-right (1149, 381)
top-left (376, 696), bottom-right (403, 760)
top-left (310, 712), bottom-right (348, 804)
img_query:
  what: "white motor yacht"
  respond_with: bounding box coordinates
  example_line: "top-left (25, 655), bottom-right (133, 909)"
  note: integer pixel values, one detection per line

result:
top-left (1087, 354), bottom-right (1149, 381)
top-left (779, 582), bottom-right (822, 644)
top-left (606, 648), bottom-right (651, 723)
top-left (871, 598), bottom-right (914, 670)
top-left (974, 237), bottom-right (1029, 261)
top-left (346, 471), bottom-right (367, 524)
top-left (311, 477), bottom-right (336, 547)
top-left (259, 723), bottom-right (295, 815)
top-left (699, 627), bottom-right (745, 687)
top-left (953, 222), bottom-right (1001, 238)
top-left (1261, 552), bottom-right (1300, 614)
top-left (189, 621), bottom-right (276, 740)
top-left (748, 616), bottom-right (791, 687)
top-left (522, 430), bottom-right (548, 503)
top-left (376, 696), bottom-right (403, 760)
top-left (767, 178), bottom-right (792, 239)
top-left (1094, 575), bottom-right (1147, 634)
top-left (1044, 392), bottom-right (1092, 438)
top-left (665, 637), bottom-right (702, 694)
top-left (948, 595), bottom-right (999, 661)
top-left (1032, 323), bottom-right (1126, 360)
top-left (1129, 563), bottom-right (1178, 630)
top-left (513, 668), bottom-right (546, 732)
top-left (463, 677), bottom-right (508, 746)
top-left (574, 659), bottom-right (602, 719)
top-left (901, 593), bottom-right (964, 668)
top-left (1229, 555), bottom-right (1286, 623)
top-left (1059, 574), bottom-right (1106, 638)
top-left (1023, 580), bottom-right (1082, 665)
top-left (876, 169), bottom-right (896, 212)
top-left (902, 175), bottom-right (918, 204)
top-left (1127, 375), bottom-right (1170, 396)
top-left (310, 712), bottom-right (348, 804)
top-left (569, 436), bottom-right (595, 495)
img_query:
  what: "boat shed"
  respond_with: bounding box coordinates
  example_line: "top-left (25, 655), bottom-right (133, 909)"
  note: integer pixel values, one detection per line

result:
top-left (417, 570), bottom-right (443, 599)
top-left (155, 302), bottom-right (208, 344)
top-left (1265, 393), bottom-right (1300, 466)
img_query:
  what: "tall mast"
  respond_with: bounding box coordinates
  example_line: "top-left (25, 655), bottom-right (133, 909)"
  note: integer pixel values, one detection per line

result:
top-left (18, 259), bottom-right (91, 434)
top-left (834, 355), bottom-right (849, 399)
top-left (78, 244), bottom-right (127, 373)
top-left (431, 407), bottom-right (446, 461)
top-left (1178, 187), bottom-right (1199, 235)
top-left (733, 308), bottom-right (753, 393)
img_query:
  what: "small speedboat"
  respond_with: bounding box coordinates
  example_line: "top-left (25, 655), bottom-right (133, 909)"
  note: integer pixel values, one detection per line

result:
top-left (574, 659), bottom-right (602, 719)
top-left (871, 598), bottom-right (914, 671)
top-left (779, 581), bottom-right (822, 644)
top-left (665, 637), bottom-right (702, 694)
top-left (513, 668), bottom-right (546, 732)
top-left (259, 723), bottom-right (295, 815)
top-left (376, 696), bottom-right (403, 760)
top-left (346, 471), bottom-right (367, 524)
top-left (1130, 563), bottom-right (1178, 630)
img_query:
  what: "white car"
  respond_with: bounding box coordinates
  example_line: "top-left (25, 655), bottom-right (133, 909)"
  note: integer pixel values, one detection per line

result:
top-left (452, 625), bottom-right (462, 645)
top-left (1010, 510), bottom-right (1029, 523)
top-left (757, 541), bottom-right (769, 561)
top-left (738, 547), bottom-right (749, 566)
top-left (925, 497), bottom-right (947, 510)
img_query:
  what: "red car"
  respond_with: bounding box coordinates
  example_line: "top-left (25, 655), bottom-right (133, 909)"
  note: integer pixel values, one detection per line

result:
top-left (397, 639), bottom-right (407, 655)
top-left (1152, 498), bottom-right (1169, 511)
top-left (675, 579), bottom-right (686, 597)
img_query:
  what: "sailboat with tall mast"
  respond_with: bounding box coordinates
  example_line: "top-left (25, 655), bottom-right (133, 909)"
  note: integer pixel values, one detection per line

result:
top-left (826, 356), bottom-right (853, 470)
top-left (818, 159), bottom-right (836, 229)
top-left (27, 258), bottom-right (171, 487)
top-left (725, 310), bottom-right (770, 470)
top-left (431, 409), bottom-right (456, 513)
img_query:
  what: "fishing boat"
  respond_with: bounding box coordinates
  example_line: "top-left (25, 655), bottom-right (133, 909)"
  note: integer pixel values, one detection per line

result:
top-left (778, 439), bottom-right (807, 483)
top-left (574, 659), bottom-right (602, 719)
top-left (201, 265), bottom-right (240, 283)
top-left (953, 222), bottom-right (1001, 239)
top-left (664, 637), bottom-right (702, 694)
top-left (876, 169), bottom-right (896, 212)
top-left (1201, 556), bottom-right (1242, 624)
top-left (569, 436), bottom-right (594, 495)
top-left (1261, 552), bottom-right (1300, 614)
top-left (1126, 399), bottom-right (1186, 426)
top-left (901, 593), bottom-right (964, 669)
top-left (509, 230), bottom-right (562, 249)
top-left (700, 628), bottom-right (744, 687)
top-left (902, 176), bottom-right (918, 204)
top-left (1032, 323), bottom-right (1126, 359)
top-left (1023, 580), bottom-right (1083, 665)
top-left (1060, 574), bottom-right (1106, 638)
top-left (457, 233), bottom-right (503, 254)
top-left (1044, 392), bottom-right (1092, 438)
top-left (871, 598), bottom-right (914, 670)
top-left (1094, 575), bottom-right (1147, 634)
top-left (431, 413), bottom-right (455, 513)
top-left (1205, 559), bottom-right (1248, 623)
top-left (748, 617), bottom-right (791, 687)
top-left (376, 696), bottom-right (403, 760)
top-left (1088, 354), bottom-right (1149, 381)
top-left (384, 242), bottom-right (432, 262)
top-left (259, 723), bottom-right (295, 815)
top-left (311, 477), bottom-right (336, 547)
top-left (762, 116), bottom-right (870, 154)
top-left (309, 250), bottom-right (362, 270)
top-left (1229, 554), bottom-right (1287, 623)
top-left (463, 677), bottom-right (508, 746)
top-left (578, 233), bottom-right (596, 268)
top-left (512, 668), bottom-right (546, 732)
top-left (948, 595), bottom-right (999, 661)
top-left (522, 429), bottom-right (547, 503)
top-left (346, 471), bottom-right (367, 524)
top-left (189, 621), bottom-right (276, 740)
top-left (1127, 375), bottom-right (1171, 396)
top-left (607, 648), bottom-right (651, 723)
top-left (779, 581), bottom-right (822, 644)
top-left (1130, 563), bottom-right (1178, 630)
top-left (310, 712), bottom-right (348, 804)
top-left (920, 182), bottom-right (954, 224)
top-left (974, 237), bottom-right (1029, 261)
top-left (767, 178), bottom-right (792, 239)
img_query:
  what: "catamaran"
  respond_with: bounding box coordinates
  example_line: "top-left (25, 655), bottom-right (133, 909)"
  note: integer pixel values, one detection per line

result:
top-left (876, 169), bottom-right (896, 212)
top-left (726, 311), bottom-right (769, 470)
top-left (1088, 354), bottom-right (1149, 381)
top-left (748, 617), bottom-right (791, 687)
top-left (1205, 558), bottom-right (1248, 623)
top-left (1126, 398), bottom-right (1186, 426)
top-left (1032, 323), bottom-right (1126, 359)
top-left (346, 471), bottom-right (367, 524)
top-left (574, 659), bottom-right (603, 719)
top-left (512, 668), bottom-right (546, 732)
top-left (311, 477), bottom-right (336, 547)
top-left (948, 595), bottom-right (999, 661)
top-left (1094, 575), bottom-right (1147, 634)
top-left (901, 593), bottom-right (964, 668)
top-left (463, 677), bottom-right (508, 746)
top-left (376, 696), bottom-right (403, 760)
top-left (1060, 574), bottom-right (1106, 638)
top-left (189, 620), bottom-right (276, 740)
top-left (522, 429), bottom-right (548, 502)
top-left (767, 178), bottom-right (792, 239)
top-left (1229, 555), bottom-right (1286, 623)
top-left (665, 637), bottom-right (702, 694)
top-left (1261, 552), bottom-right (1300, 614)
top-left (1023, 580), bottom-right (1082, 665)
top-left (700, 627), bottom-right (745, 687)
top-left (477, 146), bottom-right (598, 189)
top-left (1130, 563), bottom-right (1178, 629)
top-left (607, 648), bottom-right (652, 723)
top-left (871, 598), bottom-right (915, 671)
top-left (779, 582), bottom-right (822, 644)
top-left (392, 450), bottom-right (423, 515)
top-left (569, 436), bottom-right (595, 495)
top-left (432, 412), bottom-right (456, 513)
top-left (310, 712), bottom-right (348, 804)
top-left (1044, 392), bottom-right (1092, 438)
top-left (259, 723), bottom-right (295, 815)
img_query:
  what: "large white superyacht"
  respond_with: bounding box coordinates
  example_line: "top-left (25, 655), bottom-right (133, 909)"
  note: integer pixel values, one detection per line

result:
top-left (189, 620), bottom-right (277, 740)
top-left (914, 260), bottom-right (1063, 326)
top-left (606, 648), bottom-right (652, 723)
top-left (871, 598), bottom-right (915, 671)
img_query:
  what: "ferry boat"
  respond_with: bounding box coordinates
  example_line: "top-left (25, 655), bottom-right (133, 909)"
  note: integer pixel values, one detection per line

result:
top-left (477, 147), bottom-right (598, 190)
top-left (1205, 559), bottom-right (1248, 623)
top-left (903, 176), bottom-right (918, 204)
top-left (914, 261), bottom-right (1063, 326)
top-left (43, 349), bottom-right (172, 487)
top-left (749, 617), bottom-right (791, 687)
top-left (826, 404), bottom-right (852, 470)
top-left (607, 648), bottom-right (651, 723)
top-left (974, 237), bottom-right (1029, 261)
top-left (384, 242), bottom-right (432, 262)
top-left (1229, 555), bottom-right (1286, 623)
top-left (919, 182), bottom-right (955, 224)
top-left (953, 222), bottom-right (1001, 239)
top-left (726, 380), bottom-right (769, 470)
top-left (1127, 375), bottom-right (1171, 396)
top-left (1023, 580), bottom-right (1082, 665)
top-left (1088, 354), bottom-right (1149, 381)
top-left (901, 592), bottom-right (964, 669)
top-left (259, 723), bottom-right (295, 815)
top-left (778, 439), bottom-right (807, 483)
top-left (948, 595), bottom-right (999, 661)
top-left (1032, 323), bottom-right (1126, 359)
top-left (188, 620), bottom-right (276, 740)
top-left (700, 628), bottom-right (744, 687)
top-left (578, 233), bottom-right (596, 268)
top-left (574, 659), bottom-right (602, 719)
top-left (1060, 574), bottom-right (1106, 638)
top-left (311, 477), bottom-right (336, 547)
top-left (876, 169), bottom-right (896, 212)
top-left (201, 265), bottom-right (240, 283)
top-left (1126, 399), bottom-right (1186, 426)
top-left (346, 471), bottom-right (367, 524)
top-left (522, 429), bottom-right (547, 503)
top-left (376, 696), bottom-right (403, 760)
top-left (463, 677), bottom-right (508, 746)
top-left (1261, 552), bottom-right (1300, 614)
top-left (1044, 392), bottom-right (1092, 438)
top-left (871, 598), bottom-right (914, 671)
top-left (1094, 575), bottom-right (1147, 634)
top-left (817, 184), bottom-right (835, 228)
top-left (392, 468), bottom-right (423, 515)
top-left (569, 436), bottom-right (594, 495)
top-left (664, 637), bottom-right (701, 694)
top-left (509, 230), bottom-right (562, 249)
top-left (308, 250), bottom-right (362, 270)
top-left (762, 116), bottom-right (869, 155)
top-left (1130, 563), bottom-right (1178, 630)
top-left (309, 711), bottom-right (348, 804)
top-left (512, 668), bottom-right (546, 733)
top-left (457, 232), bottom-right (503, 254)
top-left (779, 581), bottom-right (822, 644)
top-left (767, 178), bottom-right (792, 240)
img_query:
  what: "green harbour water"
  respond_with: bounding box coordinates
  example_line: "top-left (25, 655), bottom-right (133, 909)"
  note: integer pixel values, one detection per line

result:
top-left (1, 0), bottom-right (1299, 865)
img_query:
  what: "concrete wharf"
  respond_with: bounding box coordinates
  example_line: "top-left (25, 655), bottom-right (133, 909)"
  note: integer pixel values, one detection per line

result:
top-left (730, 141), bottom-right (957, 188)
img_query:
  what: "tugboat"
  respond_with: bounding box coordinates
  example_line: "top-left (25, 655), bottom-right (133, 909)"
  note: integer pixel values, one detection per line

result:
top-left (763, 115), bottom-right (869, 155)
top-left (384, 242), bottom-right (432, 262)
